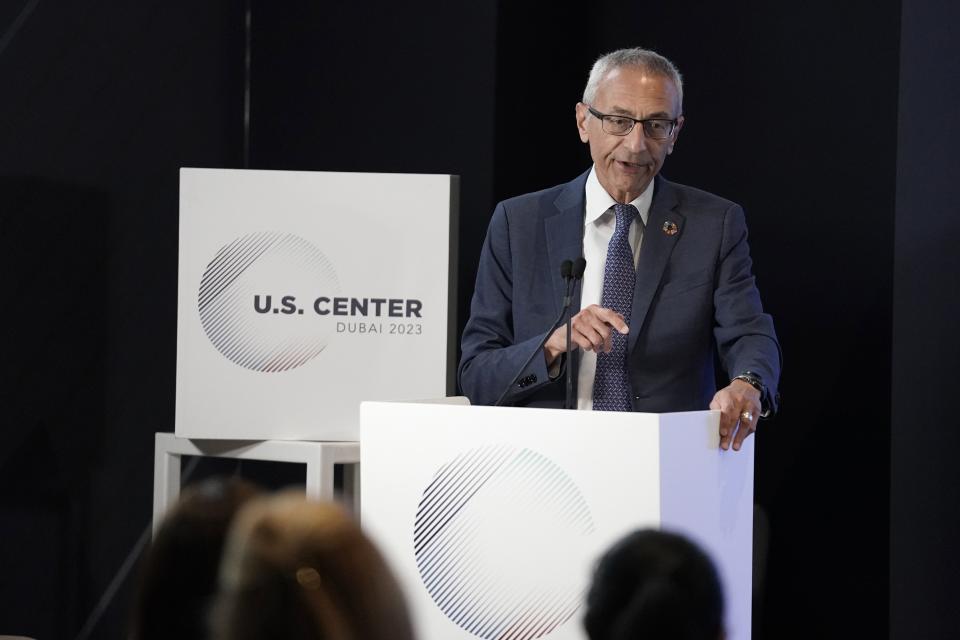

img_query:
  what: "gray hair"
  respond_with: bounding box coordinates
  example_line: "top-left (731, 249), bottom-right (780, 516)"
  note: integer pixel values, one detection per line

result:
top-left (582, 47), bottom-right (684, 111)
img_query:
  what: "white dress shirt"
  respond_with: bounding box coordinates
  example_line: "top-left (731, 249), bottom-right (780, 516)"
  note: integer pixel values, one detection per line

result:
top-left (576, 166), bottom-right (653, 410)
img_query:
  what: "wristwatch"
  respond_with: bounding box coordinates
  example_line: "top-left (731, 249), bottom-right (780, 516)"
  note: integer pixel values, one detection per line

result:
top-left (731, 371), bottom-right (773, 418)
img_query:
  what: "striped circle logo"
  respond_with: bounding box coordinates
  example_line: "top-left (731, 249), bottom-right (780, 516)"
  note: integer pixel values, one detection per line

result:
top-left (414, 445), bottom-right (595, 639)
top-left (197, 232), bottom-right (340, 372)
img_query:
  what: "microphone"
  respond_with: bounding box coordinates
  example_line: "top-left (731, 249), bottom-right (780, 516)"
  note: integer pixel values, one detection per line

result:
top-left (571, 257), bottom-right (586, 279)
top-left (493, 260), bottom-right (577, 407)
top-left (564, 257), bottom-right (586, 409)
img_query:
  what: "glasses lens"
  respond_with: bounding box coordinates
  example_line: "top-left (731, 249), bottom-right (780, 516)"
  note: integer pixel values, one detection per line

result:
top-left (602, 116), bottom-right (634, 136)
top-left (642, 119), bottom-right (674, 140)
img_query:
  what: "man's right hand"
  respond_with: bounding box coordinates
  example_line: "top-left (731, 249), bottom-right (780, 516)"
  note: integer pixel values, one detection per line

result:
top-left (544, 304), bottom-right (629, 365)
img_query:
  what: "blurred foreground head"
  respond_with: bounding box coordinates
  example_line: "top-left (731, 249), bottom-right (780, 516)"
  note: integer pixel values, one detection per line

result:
top-left (584, 529), bottom-right (724, 640)
top-left (131, 476), bottom-right (261, 640)
top-left (212, 492), bottom-right (414, 640)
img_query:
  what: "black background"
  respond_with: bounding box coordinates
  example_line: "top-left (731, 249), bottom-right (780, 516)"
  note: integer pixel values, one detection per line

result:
top-left (1, 1), bottom-right (956, 638)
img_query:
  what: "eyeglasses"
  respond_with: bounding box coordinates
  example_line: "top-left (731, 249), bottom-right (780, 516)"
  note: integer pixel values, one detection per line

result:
top-left (586, 105), bottom-right (678, 140)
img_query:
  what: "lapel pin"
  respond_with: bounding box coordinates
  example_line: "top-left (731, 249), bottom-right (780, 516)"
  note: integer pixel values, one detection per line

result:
top-left (662, 220), bottom-right (679, 236)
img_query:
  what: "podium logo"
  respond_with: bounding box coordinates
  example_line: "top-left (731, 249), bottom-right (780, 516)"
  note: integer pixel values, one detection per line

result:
top-left (414, 445), bottom-right (595, 640)
top-left (198, 231), bottom-right (340, 372)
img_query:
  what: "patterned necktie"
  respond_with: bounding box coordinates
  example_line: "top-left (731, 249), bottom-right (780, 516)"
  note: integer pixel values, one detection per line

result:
top-left (593, 203), bottom-right (640, 411)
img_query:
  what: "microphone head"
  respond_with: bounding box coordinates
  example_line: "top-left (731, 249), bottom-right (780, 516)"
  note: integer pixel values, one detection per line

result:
top-left (560, 259), bottom-right (573, 279)
top-left (572, 257), bottom-right (587, 278)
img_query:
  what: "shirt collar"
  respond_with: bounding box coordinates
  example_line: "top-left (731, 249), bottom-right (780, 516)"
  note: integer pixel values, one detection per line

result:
top-left (584, 165), bottom-right (654, 227)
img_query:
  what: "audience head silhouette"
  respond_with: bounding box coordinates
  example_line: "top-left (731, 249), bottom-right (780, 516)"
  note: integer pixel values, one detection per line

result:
top-left (584, 529), bottom-right (724, 640)
top-left (211, 492), bottom-right (414, 640)
top-left (131, 476), bottom-right (261, 640)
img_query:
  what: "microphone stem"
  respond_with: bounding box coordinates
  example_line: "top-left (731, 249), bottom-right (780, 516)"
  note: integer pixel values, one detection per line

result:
top-left (564, 309), bottom-right (574, 409)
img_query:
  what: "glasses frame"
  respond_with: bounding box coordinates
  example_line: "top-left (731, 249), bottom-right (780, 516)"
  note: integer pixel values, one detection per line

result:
top-left (586, 105), bottom-right (679, 140)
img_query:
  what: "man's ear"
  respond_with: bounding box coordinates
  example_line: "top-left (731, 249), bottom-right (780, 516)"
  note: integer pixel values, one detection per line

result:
top-left (575, 102), bottom-right (590, 143)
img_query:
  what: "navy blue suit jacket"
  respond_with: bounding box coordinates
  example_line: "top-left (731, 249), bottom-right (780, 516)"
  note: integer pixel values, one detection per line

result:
top-left (458, 170), bottom-right (781, 412)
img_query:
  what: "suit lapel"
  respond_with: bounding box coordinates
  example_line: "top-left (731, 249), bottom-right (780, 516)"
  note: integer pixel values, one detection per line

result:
top-left (628, 177), bottom-right (685, 354)
top-left (545, 171), bottom-right (588, 315)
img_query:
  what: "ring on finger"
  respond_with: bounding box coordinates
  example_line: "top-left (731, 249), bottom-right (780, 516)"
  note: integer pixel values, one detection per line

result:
top-left (740, 410), bottom-right (754, 422)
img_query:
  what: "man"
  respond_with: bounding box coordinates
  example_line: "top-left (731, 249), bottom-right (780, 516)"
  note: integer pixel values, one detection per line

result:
top-left (458, 47), bottom-right (780, 451)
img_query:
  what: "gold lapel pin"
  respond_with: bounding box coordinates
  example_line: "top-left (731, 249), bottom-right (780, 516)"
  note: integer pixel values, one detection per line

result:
top-left (662, 220), bottom-right (679, 236)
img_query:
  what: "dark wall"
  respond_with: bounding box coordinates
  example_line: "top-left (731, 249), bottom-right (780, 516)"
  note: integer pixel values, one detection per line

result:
top-left (0, 1), bottom-right (244, 637)
top-left (246, 0), bottom-right (499, 343)
top-left (2, 1), bottom-right (955, 638)
top-left (891, 1), bottom-right (960, 638)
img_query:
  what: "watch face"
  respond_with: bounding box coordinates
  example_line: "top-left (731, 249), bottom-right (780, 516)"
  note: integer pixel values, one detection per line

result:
top-left (735, 373), bottom-right (762, 390)
top-left (733, 371), bottom-right (770, 408)
top-left (735, 373), bottom-right (770, 414)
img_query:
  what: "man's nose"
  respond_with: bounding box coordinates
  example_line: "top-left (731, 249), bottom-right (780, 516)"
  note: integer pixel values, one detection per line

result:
top-left (623, 123), bottom-right (648, 152)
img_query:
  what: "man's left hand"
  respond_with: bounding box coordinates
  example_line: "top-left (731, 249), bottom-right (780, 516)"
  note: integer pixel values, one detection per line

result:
top-left (710, 379), bottom-right (762, 451)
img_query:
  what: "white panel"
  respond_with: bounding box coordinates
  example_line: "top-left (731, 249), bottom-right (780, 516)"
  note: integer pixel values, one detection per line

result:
top-left (175, 168), bottom-right (454, 440)
top-left (658, 410), bottom-right (754, 640)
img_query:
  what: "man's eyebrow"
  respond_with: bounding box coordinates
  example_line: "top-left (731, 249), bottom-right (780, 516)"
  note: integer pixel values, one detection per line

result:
top-left (605, 106), bottom-right (635, 116)
top-left (605, 106), bottom-right (673, 119)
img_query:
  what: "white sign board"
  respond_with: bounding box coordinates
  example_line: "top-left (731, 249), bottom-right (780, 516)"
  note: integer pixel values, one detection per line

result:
top-left (176, 169), bottom-right (457, 440)
top-left (361, 402), bottom-right (754, 640)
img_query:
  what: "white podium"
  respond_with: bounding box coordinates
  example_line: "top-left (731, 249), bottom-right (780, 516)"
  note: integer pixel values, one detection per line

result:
top-left (361, 401), bottom-right (753, 640)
